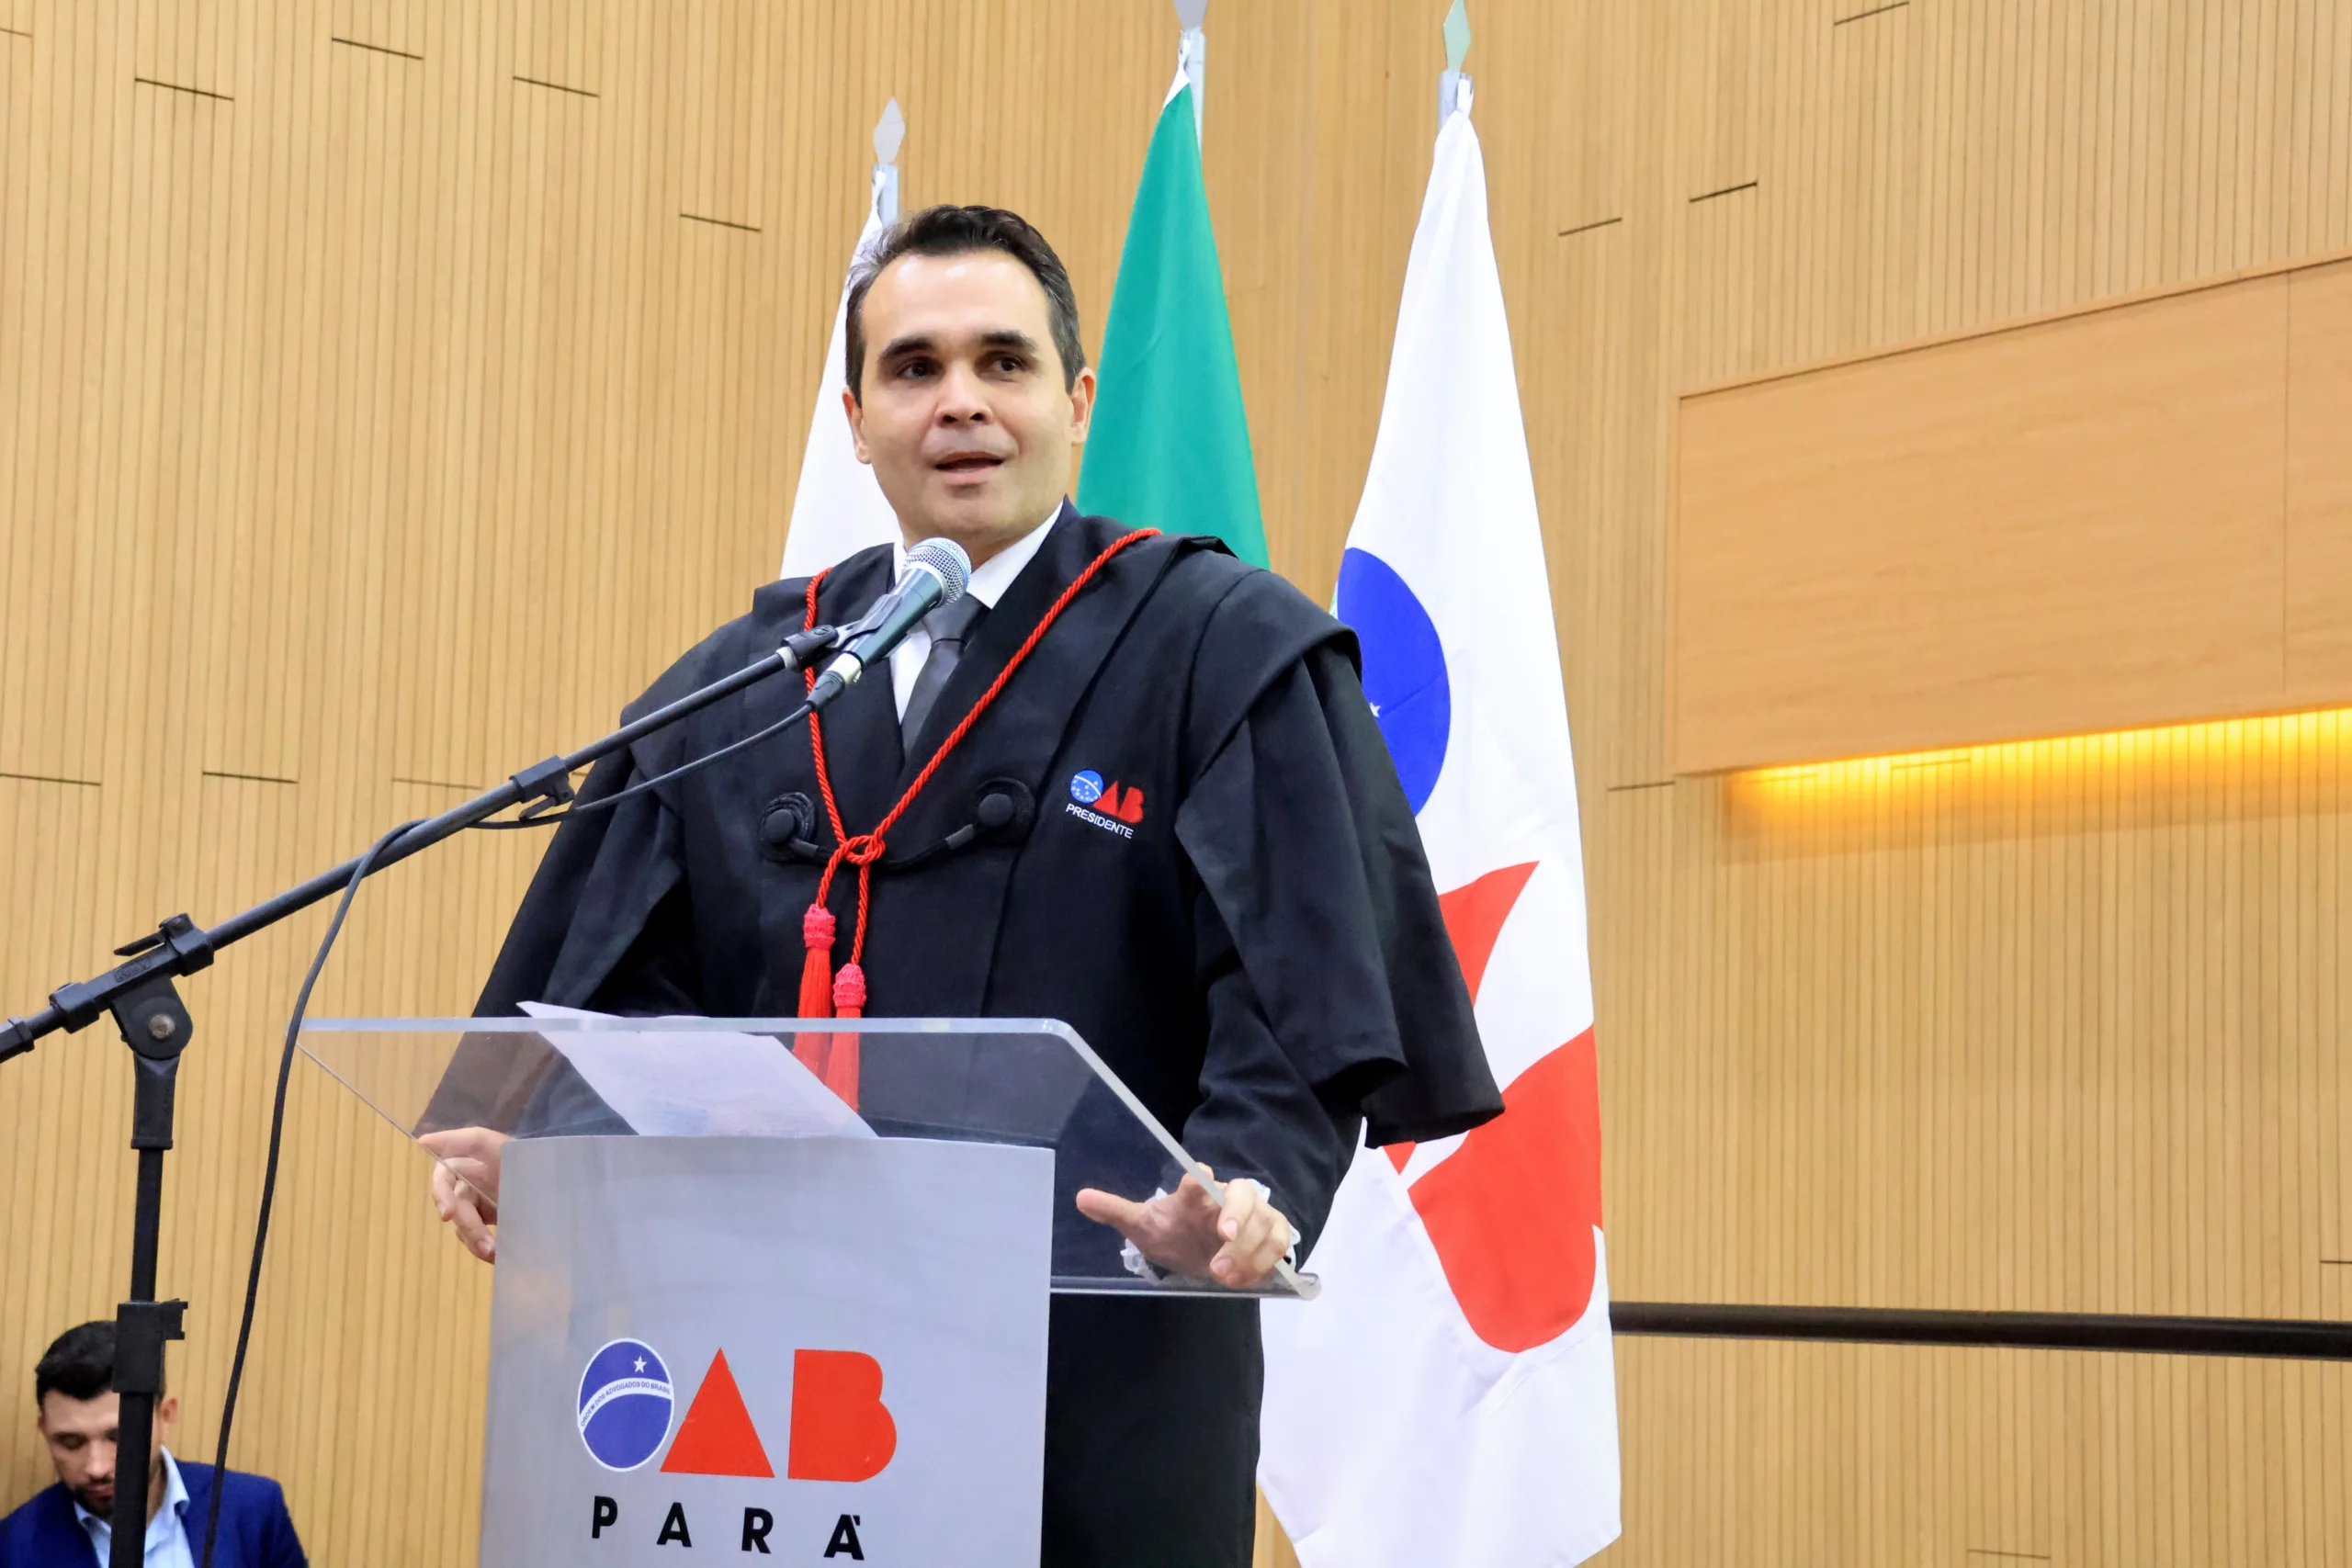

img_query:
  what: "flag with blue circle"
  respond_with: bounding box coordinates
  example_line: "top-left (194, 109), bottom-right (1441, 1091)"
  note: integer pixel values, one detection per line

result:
top-left (1261, 85), bottom-right (1621, 1568)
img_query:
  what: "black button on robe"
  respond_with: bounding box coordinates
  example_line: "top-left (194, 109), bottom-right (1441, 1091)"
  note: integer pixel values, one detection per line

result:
top-left (473, 507), bottom-right (1500, 1567)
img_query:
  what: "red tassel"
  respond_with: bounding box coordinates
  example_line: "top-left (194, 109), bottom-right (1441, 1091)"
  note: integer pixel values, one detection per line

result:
top-left (831, 963), bottom-right (865, 1017)
top-left (826, 964), bottom-right (865, 1109)
top-left (797, 905), bottom-right (837, 1019)
top-left (795, 904), bottom-right (837, 1081)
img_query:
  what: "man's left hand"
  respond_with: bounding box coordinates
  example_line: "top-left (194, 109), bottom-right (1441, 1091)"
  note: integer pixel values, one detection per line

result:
top-left (1074, 1168), bottom-right (1294, 1287)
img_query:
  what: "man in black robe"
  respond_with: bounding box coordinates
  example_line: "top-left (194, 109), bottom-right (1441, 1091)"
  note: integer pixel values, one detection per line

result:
top-left (425, 205), bottom-right (1499, 1566)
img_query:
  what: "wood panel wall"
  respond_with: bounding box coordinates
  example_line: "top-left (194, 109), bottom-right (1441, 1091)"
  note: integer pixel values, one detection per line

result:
top-left (1672, 252), bottom-right (2352, 774)
top-left (5, 3), bottom-right (2352, 1565)
top-left (2288, 258), bottom-right (2352, 702)
top-left (1555, 2), bottom-right (2352, 1562)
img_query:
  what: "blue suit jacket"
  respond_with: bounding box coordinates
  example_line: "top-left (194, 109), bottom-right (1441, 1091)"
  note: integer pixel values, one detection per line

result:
top-left (0, 1463), bottom-right (305, 1568)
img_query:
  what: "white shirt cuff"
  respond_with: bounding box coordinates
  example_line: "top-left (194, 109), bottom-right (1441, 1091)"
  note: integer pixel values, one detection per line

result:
top-left (1117, 1179), bottom-right (1299, 1284)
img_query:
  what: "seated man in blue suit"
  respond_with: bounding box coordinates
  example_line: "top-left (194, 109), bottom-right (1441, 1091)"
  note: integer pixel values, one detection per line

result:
top-left (1, 1321), bottom-right (306, 1568)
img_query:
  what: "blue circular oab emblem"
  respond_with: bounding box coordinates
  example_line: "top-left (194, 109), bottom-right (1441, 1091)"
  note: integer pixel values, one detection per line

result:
top-left (1335, 547), bottom-right (1451, 815)
top-left (578, 1338), bottom-right (673, 1472)
top-left (1069, 769), bottom-right (1105, 805)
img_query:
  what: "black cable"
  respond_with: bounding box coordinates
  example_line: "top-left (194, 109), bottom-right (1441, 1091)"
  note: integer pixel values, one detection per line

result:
top-left (469, 699), bottom-right (816, 830)
top-left (198, 820), bottom-right (419, 1568)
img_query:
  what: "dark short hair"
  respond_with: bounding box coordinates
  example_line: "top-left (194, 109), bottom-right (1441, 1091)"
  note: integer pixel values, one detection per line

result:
top-left (843, 204), bottom-right (1086, 399)
top-left (35, 1321), bottom-right (155, 1407)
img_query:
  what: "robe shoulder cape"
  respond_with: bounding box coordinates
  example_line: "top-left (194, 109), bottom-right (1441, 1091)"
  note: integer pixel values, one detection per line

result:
top-left (477, 510), bottom-right (1499, 1149)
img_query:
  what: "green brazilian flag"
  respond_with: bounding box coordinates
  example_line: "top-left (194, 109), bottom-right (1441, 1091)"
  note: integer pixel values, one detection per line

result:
top-left (1077, 83), bottom-right (1269, 567)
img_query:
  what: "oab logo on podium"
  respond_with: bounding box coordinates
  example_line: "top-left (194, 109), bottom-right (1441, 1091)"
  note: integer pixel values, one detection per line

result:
top-left (577, 1338), bottom-right (899, 1559)
top-left (480, 1136), bottom-right (1053, 1567)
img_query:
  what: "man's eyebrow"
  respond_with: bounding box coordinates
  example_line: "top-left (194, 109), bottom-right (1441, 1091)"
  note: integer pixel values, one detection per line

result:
top-left (876, 333), bottom-right (938, 362)
top-left (876, 328), bottom-right (1041, 363)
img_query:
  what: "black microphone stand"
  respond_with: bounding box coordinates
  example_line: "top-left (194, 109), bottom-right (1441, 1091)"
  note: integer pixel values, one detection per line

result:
top-left (0, 625), bottom-right (840, 1568)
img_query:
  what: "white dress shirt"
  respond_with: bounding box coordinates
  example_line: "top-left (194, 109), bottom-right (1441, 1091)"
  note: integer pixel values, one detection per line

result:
top-left (887, 506), bottom-right (1062, 721)
top-left (75, 1446), bottom-right (194, 1568)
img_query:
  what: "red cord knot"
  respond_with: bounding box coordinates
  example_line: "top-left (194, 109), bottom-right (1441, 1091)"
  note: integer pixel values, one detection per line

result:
top-left (801, 904), bottom-right (836, 951)
top-left (831, 963), bottom-right (867, 1013)
top-left (842, 833), bottom-right (886, 866)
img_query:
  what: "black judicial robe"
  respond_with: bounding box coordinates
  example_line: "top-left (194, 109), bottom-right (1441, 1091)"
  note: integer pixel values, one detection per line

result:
top-left (473, 506), bottom-right (1500, 1566)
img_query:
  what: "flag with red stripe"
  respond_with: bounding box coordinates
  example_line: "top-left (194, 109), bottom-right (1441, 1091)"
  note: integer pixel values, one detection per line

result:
top-left (1258, 87), bottom-right (1620, 1565)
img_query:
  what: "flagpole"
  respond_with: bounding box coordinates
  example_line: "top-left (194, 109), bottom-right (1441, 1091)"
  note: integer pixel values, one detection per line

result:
top-left (1174, 0), bottom-right (1206, 141)
top-left (1438, 0), bottom-right (1472, 126)
top-left (873, 97), bottom-right (904, 226)
top-left (777, 98), bottom-right (910, 578)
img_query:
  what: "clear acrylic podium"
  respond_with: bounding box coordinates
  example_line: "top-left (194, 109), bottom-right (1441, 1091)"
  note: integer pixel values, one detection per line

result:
top-left (299, 1013), bottom-right (1318, 1299)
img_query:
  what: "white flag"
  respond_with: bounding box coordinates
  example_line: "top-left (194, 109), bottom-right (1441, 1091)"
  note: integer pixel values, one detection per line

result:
top-left (1259, 94), bottom-right (1621, 1566)
top-left (779, 165), bottom-right (903, 577)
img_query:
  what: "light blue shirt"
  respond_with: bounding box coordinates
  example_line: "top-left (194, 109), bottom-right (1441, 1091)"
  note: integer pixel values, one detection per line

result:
top-left (74, 1446), bottom-right (194, 1568)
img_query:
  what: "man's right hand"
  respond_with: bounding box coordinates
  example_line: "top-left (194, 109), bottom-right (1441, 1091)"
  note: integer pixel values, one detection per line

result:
top-left (420, 1126), bottom-right (509, 1264)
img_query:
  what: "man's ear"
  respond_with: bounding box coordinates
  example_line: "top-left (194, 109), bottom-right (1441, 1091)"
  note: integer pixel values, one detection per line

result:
top-left (1067, 367), bottom-right (1098, 445)
top-left (155, 1393), bottom-right (179, 1432)
top-left (842, 388), bottom-right (872, 466)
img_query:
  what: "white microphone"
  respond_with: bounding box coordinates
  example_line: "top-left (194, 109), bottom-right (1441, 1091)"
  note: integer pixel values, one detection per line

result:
top-left (805, 537), bottom-right (974, 713)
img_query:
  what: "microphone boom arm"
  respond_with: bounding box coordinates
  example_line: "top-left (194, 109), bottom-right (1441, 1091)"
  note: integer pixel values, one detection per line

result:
top-left (0, 621), bottom-right (842, 1060)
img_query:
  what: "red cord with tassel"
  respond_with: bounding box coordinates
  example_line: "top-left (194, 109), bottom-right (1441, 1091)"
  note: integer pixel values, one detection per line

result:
top-left (791, 529), bottom-right (1159, 1110)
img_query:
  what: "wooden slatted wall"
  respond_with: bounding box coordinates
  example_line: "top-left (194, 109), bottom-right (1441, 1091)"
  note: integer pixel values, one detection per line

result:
top-left (1532, 3), bottom-right (2352, 1562)
top-left (5, 3), bottom-right (2352, 1564)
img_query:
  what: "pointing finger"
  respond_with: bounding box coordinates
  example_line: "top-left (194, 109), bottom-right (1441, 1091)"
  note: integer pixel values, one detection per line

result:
top-left (1074, 1187), bottom-right (1148, 1233)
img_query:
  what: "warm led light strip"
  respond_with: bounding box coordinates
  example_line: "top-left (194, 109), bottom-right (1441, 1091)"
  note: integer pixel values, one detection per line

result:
top-left (1746, 705), bottom-right (2352, 789)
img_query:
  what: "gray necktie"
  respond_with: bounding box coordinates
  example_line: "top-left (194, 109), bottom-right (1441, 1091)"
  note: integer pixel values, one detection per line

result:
top-left (900, 594), bottom-right (989, 743)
